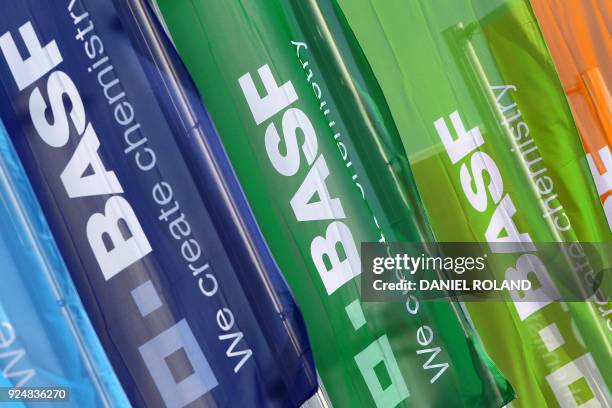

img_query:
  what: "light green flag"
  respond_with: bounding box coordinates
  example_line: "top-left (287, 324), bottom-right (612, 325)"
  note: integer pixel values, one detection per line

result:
top-left (336, 0), bottom-right (611, 406)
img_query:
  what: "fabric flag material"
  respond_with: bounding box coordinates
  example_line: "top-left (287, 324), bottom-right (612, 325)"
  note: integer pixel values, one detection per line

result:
top-left (0, 120), bottom-right (129, 407)
top-left (531, 0), bottom-right (612, 230)
top-left (155, 0), bottom-right (513, 407)
top-left (0, 1), bottom-right (316, 407)
top-left (336, 0), bottom-right (611, 406)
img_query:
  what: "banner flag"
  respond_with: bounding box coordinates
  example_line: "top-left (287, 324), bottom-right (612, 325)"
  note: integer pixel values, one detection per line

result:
top-left (336, 0), bottom-right (612, 406)
top-left (0, 120), bottom-right (129, 407)
top-left (531, 0), bottom-right (612, 229)
top-left (155, 0), bottom-right (513, 406)
top-left (0, 1), bottom-right (316, 406)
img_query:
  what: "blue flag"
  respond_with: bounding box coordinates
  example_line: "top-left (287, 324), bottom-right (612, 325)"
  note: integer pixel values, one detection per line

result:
top-left (0, 1), bottom-right (316, 407)
top-left (0, 120), bottom-right (129, 407)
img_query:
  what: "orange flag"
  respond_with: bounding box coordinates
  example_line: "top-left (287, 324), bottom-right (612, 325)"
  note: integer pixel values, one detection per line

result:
top-left (531, 0), bottom-right (611, 229)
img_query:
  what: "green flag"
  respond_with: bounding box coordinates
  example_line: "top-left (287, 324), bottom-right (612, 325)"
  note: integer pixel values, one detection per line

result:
top-left (337, 0), bottom-right (611, 406)
top-left (155, 0), bottom-right (514, 406)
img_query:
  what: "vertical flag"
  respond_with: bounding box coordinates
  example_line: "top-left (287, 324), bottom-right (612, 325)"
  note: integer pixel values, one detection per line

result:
top-left (337, 0), bottom-right (611, 406)
top-left (155, 0), bottom-right (513, 406)
top-left (0, 0), bottom-right (316, 406)
top-left (0, 120), bottom-right (129, 407)
top-left (531, 0), bottom-right (612, 229)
